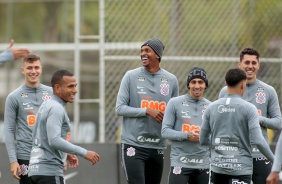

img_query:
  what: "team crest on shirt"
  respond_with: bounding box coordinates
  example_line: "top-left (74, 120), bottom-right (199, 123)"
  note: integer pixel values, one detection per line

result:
top-left (127, 147), bottom-right (136, 157)
top-left (42, 95), bottom-right (51, 101)
top-left (20, 164), bottom-right (29, 176)
top-left (160, 83), bottom-right (169, 96)
top-left (173, 166), bottom-right (182, 175)
top-left (255, 92), bottom-right (266, 104)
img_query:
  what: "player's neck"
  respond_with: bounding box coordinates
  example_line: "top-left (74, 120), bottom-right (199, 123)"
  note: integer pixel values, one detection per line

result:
top-left (25, 82), bottom-right (40, 88)
top-left (246, 77), bottom-right (256, 84)
top-left (145, 66), bottom-right (160, 74)
top-left (227, 88), bottom-right (241, 96)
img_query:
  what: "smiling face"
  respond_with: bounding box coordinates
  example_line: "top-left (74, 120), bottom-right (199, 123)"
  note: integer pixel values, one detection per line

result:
top-left (238, 54), bottom-right (260, 84)
top-left (140, 45), bottom-right (160, 71)
top-left (54, 76), bottom-right (77, 103)
top-left (21, 60), bottom-right (42, 87)
top-left (188, 78), bottom-right (206, 99)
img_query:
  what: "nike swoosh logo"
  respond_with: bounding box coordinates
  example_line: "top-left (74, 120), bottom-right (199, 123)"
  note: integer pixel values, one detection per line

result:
top-left (64, 171), bottom-right (78, 181)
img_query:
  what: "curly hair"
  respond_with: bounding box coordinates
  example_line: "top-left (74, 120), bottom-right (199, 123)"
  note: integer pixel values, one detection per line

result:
top-left (225, 68), bottom-right (246, 87)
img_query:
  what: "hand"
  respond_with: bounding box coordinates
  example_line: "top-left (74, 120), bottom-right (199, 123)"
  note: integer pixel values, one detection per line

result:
top-left (146, 108), bottom-right (164, 124)
top-left (84, 151), bottom-right (100, 165)
top-left (67, 154), bottom-right (79, 169)
top-left (266, 172), bottom-right (280, 184)
top-left (63, 161), bottom-right (67, 171)
top-left (10, 162), bottom-right (21, 180)
top-left (188, 130), bottom-right (200, 143)
top-left (8, 39), bottom-right (31, 60)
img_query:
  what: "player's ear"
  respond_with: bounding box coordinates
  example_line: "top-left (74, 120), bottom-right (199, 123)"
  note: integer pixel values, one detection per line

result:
top-left (53, 84), bottom-right (60, 94)
top-left (240, 80), bottom-right (246, 90)
top-left (237, 61), bottom-right (241, 68)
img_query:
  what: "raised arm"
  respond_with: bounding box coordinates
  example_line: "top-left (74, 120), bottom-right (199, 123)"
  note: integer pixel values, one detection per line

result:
top-left (0, 40), bottom-right (31, 64)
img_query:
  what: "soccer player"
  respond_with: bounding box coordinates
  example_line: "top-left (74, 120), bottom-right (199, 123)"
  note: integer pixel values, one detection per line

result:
top-left (162, 67), bottom-right (210, 184)
top-left (29, 69), bottom-right (100, 184)
top-left (4, 54), bottom-right (53, 184)
top-left (219, 48), bottom-right (282, 184)
top-left (201, 68), bottom-right (274, 184)
top-left (116, 38), bottom-right (179, 184)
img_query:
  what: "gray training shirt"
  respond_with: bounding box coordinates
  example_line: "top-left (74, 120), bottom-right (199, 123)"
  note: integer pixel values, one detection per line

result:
top-left (28, 95), bottom-right (87, 177)
top-left (116, 67), bottom-right (179, 149)
top-left (5, 84), bottom-right (53, 163)
top-left (0, 49), bottom-right (14, 64)
top-left (200, 94), bottom-right (274, 176)
top-left (271, 130), bottom-right (282, 172)
top-left (219, 79), bottom-right (282, 158)
top-left (162, 94), bottom-right (210, 169)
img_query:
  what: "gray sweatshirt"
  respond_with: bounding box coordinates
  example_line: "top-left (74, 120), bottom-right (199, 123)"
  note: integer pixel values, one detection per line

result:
top-left (116, 67), bottom-right (179, 149)
top-left (0, 49), bottom-right (14, 64)
top-left (28, 95), bottom-right (87, 177)
top-left (5, 84), bottom-right (53, 163)
top-left (162, 94), bottom-right (210, 169)
top-left (219, 79), bottom-right (282, 158)
top-left (271, 131), bottom-right (282, 172)
top-left (200, 94), bottom-right (274, 175)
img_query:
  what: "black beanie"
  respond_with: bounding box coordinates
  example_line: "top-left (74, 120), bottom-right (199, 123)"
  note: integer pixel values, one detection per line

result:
top-left (187, 67), bottom-right (208, 87)
top-left (141, 38), bottom-right (165, 61)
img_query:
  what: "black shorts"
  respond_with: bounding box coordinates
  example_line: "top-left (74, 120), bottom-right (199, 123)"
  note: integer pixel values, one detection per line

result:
top-left (30, 175), bottom-right (64, 184)
top-left (252, 157), bottom-right (272, 184)
top-left (121, 143), bottom-right (164, 184)
top-left (18, 159), bottom-right (33, 184)
top-left (168, 166), bottom-right (209, 184)
top-left (211, 171), bottom-right (251, 184)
